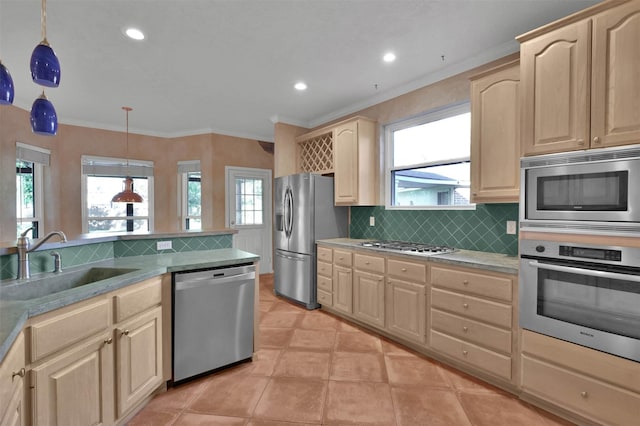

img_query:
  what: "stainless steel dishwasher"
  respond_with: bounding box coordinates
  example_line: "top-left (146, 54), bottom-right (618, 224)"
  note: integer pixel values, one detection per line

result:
top-left (172, 263), bottom-right (255, 382)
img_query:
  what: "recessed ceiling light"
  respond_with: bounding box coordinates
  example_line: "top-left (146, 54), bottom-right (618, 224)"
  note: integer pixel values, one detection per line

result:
top-left (383, 52), bottom-right (396, 63)
top-left (125, 28), bottom-right (145, 41)
top-left (294, 82), bottom-right (307, 91)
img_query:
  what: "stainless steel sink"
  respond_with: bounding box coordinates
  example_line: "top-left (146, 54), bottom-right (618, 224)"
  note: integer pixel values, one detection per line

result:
top-left (0, 267), bottom-right (139, 301)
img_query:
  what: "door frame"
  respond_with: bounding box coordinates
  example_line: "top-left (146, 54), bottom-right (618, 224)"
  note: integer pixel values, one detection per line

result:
top-left (224, 166), bottom-right (273, 273)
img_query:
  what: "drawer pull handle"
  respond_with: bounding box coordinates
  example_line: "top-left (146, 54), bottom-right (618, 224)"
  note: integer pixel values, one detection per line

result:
top-left (462, 350), bottom-right (468, 356)
top-left (463, 326), bottom-right (468, 332)
top-left (463, 303), bottom-right (469, 309)
top-left (12, 368), bottom-right (25, 381)
top-left (121, 329), bottom-right (130, 336)
top-left (104, 337), bottom-right (113, 345)
top-left (580, 391), bottom-right (588, 398)
top-left (401, 268), bottom-right (407, 272)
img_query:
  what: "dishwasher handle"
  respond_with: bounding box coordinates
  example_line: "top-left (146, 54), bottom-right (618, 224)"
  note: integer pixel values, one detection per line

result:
top-left (175, 271), bottom-right (255, 291)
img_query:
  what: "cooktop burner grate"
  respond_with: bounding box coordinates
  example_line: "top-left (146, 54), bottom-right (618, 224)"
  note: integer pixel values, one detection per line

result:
top-left (359, 240), bottom-right (456, 256)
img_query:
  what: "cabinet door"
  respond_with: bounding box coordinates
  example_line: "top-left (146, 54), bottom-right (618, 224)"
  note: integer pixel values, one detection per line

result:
top-left (386, 278), bottom-right (426, 344)
top-left (333, 265), bottom-right (353, 315)
top-left (520, 19), bottom-right (590, 155)
top-left (592, 2), bottom-right (640, 148)
top-left (116, 306), bottom-right (163, 418)
top-left (0, 381), bottom-right (24, 426)
top-left (470, 62), bottom-right (520, 203)
top-left (353, 271), bottom-right (385, 328)
top-left (31, 334), bottom-right (114, 426)
top-left (333, 122), bottom-right (359, 204)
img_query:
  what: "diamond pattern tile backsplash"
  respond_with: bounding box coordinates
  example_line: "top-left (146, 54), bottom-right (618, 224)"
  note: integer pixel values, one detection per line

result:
top-left (0, 234), bottom-right (234, 281)
top-left (350, 204), bottom-right (519, 256)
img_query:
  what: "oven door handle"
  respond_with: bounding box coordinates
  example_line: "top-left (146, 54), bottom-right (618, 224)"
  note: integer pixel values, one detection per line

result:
top-left (527, 260), bottom-right (640, 283)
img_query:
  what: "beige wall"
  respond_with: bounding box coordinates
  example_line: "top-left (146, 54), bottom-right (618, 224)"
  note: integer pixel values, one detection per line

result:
top-left (0, 106), bottom-right (273, 242)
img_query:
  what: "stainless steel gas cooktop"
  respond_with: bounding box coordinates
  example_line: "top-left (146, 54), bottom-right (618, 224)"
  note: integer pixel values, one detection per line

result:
top-left (359, 240), bottom-right (455, 256)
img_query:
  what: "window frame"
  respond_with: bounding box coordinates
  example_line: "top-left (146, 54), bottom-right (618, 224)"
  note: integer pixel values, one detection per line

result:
top-left (81, 155), bottom-right (155, 234)
top-left (177, 160), bottom-right (202, 231)
top-left (16, 143), bottom-right (49, 238)
top-left (384, 102), bottom-right (475, 211)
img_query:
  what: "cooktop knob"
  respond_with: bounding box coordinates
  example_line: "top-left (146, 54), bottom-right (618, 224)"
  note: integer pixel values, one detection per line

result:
top-left (535, 245), bottom-right (545, 253)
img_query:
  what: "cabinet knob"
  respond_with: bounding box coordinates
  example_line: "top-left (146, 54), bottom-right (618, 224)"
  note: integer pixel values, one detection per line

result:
top-left (12, 368), bottom-right (25, 381)
top-left (462, 350), bottom-right (468, 356)
top-left (463, 280), bottom-right (469, 286)
top-left (401, 268), bottom-right (407, 272)
top-left (121, 329), bottom-right (130, 336)
top-left (104, 337), bottom-right (113, 345)
top-left (365, 261), bottom-right (370, 265)
top-left (580, 391), bottom-right (588, 398)
top-left (592, 136), bottom-right (601, 145)
top-left (472, 192), bottom-right (478, 196)
top-left (463, 303), bottom-right (469, 309)
top-left (577, 139), bottom-right (585, 146)
top-left (463, 326), bottom-right (468, 333)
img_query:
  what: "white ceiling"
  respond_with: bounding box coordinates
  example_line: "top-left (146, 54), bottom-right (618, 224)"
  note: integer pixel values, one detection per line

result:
top-left (0, 0), bottom-right (599, 142)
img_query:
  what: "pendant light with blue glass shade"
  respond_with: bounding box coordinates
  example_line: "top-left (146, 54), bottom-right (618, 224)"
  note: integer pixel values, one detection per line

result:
top-left (30, 91), bottom-right (57, 135)
top-left (30, 0), bottom-right (60, 87)
top-left (0, 60), bottom-right (14, 105)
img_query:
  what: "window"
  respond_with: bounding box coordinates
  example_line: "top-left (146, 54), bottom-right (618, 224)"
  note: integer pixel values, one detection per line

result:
top-left (178, 161), bottom-right (202, 231)
top-left (235, 177), bottom-right (263, 225)
top-left (385, 103), bottom-right (473, 209)
top-left (81, 156), bottom-right (154, 233)
top-left (16, 143), bottom-right (49, 238)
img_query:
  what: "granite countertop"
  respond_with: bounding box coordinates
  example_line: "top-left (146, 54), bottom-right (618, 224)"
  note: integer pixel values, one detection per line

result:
top-left (317, 238), bottom-right (519, 275)
top-left (0, 248), bottom-right (259, 362)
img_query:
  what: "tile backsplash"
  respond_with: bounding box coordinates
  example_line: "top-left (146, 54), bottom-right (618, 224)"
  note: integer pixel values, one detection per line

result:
top-left (0, 234), bottom-right (233, 281)
top-left (350, 204), bottom-right (519, 256)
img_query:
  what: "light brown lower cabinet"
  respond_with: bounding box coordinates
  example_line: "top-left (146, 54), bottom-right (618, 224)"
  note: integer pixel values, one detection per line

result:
top-left (521, 330), bottom-right (640, 425)
top-left (385, 278), bottom-right (426, 344)
top-left (26, 276), bottom-right (164, 425)
top-left (353, 270), bottom-right (385, 328)
top-left (0, 333), bottom-right (26, 426)
top-left (332, 265), bottom-right (353, 315)
top-left (30, 332), bottom-right (115, 426)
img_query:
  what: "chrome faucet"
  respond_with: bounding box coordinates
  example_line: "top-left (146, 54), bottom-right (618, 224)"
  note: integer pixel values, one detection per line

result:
top-left (17, 228), bottom-right (67, 280)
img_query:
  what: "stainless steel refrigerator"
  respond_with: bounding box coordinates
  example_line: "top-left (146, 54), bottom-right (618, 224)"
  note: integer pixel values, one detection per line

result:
top-left (274, 173), bottom-right (348, 309)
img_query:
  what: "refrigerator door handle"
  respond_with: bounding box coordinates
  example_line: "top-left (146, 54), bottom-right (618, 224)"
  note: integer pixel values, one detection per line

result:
top-left (285, 187), bottom-right (294, 238)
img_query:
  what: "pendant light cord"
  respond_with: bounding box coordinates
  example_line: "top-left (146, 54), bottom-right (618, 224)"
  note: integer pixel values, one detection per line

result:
top-left (123, 106), bottom-right (132, 171)
top-left (41, 0), bottom-right (47, 43)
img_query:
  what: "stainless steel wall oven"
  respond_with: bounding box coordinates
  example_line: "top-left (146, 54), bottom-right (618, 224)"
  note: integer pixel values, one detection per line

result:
top-left (520, 239), bottom-right (640, 362)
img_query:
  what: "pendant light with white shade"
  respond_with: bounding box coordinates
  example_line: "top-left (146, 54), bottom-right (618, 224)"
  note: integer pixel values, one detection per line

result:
top-left (112, 107), bottom-right (144, 203)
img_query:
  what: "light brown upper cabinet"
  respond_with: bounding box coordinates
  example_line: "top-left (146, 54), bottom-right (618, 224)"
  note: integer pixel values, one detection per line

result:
top-left (519, 0), bottom-right (640, 156)
top-left (333, 117), bottom-right (377, 205)
top-left (470, 60), bottom-right (520, 203)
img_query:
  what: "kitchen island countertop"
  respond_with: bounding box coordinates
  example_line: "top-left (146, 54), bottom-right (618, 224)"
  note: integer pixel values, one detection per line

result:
top-left (317, 238), bottom-right (518, 275)
top-left (0, 248), bottom-right (259, 362)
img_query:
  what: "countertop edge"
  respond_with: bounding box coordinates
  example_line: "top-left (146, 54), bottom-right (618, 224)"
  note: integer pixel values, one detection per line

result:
top-left (317, 238), bottom-right (519, 275)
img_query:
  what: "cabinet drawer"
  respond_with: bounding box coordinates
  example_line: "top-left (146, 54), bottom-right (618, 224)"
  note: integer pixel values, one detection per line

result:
top-left (317, 289), bottom-right (333, 307)
top-left (30, 298), bottom-right (110, 363)
top-left (431, 288), bottom-right (511, 328)
top-left (354, 253), bottom-right (385, 274)
top-left (431, 309), bottom-right (511, 354)
top-left (521, 356), bottom-right (640, 426)
top-left (431, 266), bottom-right (513, 302)
top-left (334, 250), bottom-right (353, 267)
top-left (0, 333), bottom-right (25, 420)
top-left (431, 330), bottom-right (511, 380)
top-left (114, 277), bottom-right (162, 323)
top-left (317, 261), bottom-right (333, 278)
top-left (317, 246), bottom-right (333, 263)
top-left (387, 258), bottom-right (426, 283)
top-left (317, 275), bottom-right (332, 292)
top-left (522, 330), bottom-right (640, 394)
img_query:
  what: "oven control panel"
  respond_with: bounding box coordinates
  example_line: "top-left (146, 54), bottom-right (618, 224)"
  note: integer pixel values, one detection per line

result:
top-left (559, 245), bottom-right (622, 262)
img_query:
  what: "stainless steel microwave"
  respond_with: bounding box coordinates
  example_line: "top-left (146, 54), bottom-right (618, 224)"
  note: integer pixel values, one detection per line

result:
top-left (521, 146), bottom-right (640, 225)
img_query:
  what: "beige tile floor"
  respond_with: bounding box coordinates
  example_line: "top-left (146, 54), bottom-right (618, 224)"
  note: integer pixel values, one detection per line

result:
top-left (128, 275), bottom-right (574, 426)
